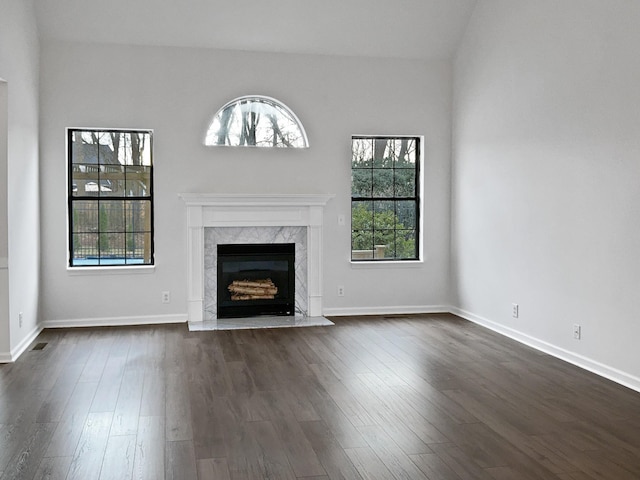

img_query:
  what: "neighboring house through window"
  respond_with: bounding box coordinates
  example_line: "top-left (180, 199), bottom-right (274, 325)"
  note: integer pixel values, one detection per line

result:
top-left (68, 129), bottom-right (153, 267)
top-left (351, 136), bottom-right (421, 261)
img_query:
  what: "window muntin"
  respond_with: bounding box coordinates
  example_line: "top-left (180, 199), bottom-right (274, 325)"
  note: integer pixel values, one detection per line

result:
top-left (351, 136), bottom-right (420, 261)
top-left (68, 129), bottom-right (153, 267)
top-left (205, 95), bottom-right (309, 148)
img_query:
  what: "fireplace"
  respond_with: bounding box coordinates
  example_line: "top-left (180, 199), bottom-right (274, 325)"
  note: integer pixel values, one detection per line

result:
top-left (217, 243), bottom-right (295, 318)
top-left (178, 193), bottom-right (334, 328)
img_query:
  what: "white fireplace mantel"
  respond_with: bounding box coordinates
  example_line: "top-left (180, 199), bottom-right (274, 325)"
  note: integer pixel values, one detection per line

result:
top-left (179, 193), bottom-right (334, 326)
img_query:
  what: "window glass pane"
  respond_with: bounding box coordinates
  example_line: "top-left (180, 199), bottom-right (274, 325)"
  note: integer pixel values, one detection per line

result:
top-left (390, 138), bottom-right (417, 166)
top-left (351, 230), bottom-right (373, 258)
top-left (372, 169), bottom-right (394, 197)
top-left (394, 168), bottom-right (416, 197)
top-left (372, 138), bottom-right (390, 168)
top-left (126, 232), bottom-right (152, 264)
top-left (71, 130), bottom-right (99, 164)
top-left (71, 164), bottom-right (101, 197)
top-left (115, 132), bottom-right (152, 166)
top-left (125, 200), bottom-right (152, 232)
top-left (72, 201), bottom-right (98, 233)
top-left (99, 232), bottom-right (125, 262)
top-left (395, 230), bottom-right (417, 259)
top-left (99, 164), bottom-right (125, 197)
top-left (99, 200), bottom-right (125, 233)
top-left (125, 166), bottom-right (151, 196)
top-left (352, 202), bottom-right (373, 231)
top-left (71, 233), bottom-right (99, 263)
top-left (373, 200), bottom-right (396, 229)
top-left (352, 138), bottom-right (373, 167)
top-left (373, 230), bottom-right (395, 259)
top-left (351, 169), bottom-right (372, 197)
top-left (395, 200), bottom-right (417, 229)
top-left (74, 131), bottom-right (113, 165)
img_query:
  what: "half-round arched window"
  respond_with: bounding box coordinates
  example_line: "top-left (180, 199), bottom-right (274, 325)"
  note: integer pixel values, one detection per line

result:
top-left (205, 95), bottom-right (309, 148)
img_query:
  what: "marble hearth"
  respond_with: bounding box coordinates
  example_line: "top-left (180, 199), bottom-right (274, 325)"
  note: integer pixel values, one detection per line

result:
top-left (179, 193), bottom-right (334, 330)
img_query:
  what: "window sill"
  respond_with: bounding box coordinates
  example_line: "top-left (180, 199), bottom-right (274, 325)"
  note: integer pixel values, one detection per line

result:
top-left (67, 265), bottom-right (156, 276)
top-left (350, 259), bottom-right (424, 269)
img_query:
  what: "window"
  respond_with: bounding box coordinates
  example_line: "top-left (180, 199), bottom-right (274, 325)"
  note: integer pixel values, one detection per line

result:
top-left (351, 136), bottom-right (421, 261)
top-left (68, 129), bottom-right (153, 267)
top-left (205, 95), bottom-right (309, 148)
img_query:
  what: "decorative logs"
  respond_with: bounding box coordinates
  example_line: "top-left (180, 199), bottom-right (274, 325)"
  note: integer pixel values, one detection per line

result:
top-left (228, 278), bottom-right (277, 300)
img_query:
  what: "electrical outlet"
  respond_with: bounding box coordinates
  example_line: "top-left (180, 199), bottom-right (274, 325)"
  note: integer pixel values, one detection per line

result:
top-left (162, 291), bottom-right (171, 304)
top-left (18, 312), bottom-right (23, 328)
top-left (573, 324), bottom-right (581, 340)
top-left (512, 303), bottom-right (519, 318)
top-left (337, 285), bottom-right (345, 297)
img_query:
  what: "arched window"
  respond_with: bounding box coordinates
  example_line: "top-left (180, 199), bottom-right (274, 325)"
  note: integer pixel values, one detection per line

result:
top-left (205, 96), bottom-right (309, 148)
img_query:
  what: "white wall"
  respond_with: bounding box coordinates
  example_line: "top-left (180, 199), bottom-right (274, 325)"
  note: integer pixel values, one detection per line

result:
top-left (452, 0), bottom-right (640, 387)
top-left (0, 80), bottom-right (8, 357)
top-left (39, 41), bottom-right (453, 324)
top-left (0, 0), bottom-right (40, 361)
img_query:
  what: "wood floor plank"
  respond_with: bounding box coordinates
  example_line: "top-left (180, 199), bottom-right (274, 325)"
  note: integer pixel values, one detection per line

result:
top-left (411, 452), bottom-right (472, 480)
top-left (132, 416), bottom-right (165, 480)
top-left (0, 422), bottom-right (56, 480)
top-left (278, 380), bottom-right (321, 423)
top-left (165, 372), bottom-right (193, 442)
top-left (32, 455), bottom-right (73, 480)
top-left (245, 420), bottom-right (297, 480)
top-left (166, 440), bottom-right (197, 480)
top-left (339, 375), bottom-right (432, 455)
top-left (294, 374), bottom-right (368, 449)
top-left (35, 362), bottom-right (85, 423)
top-left (260, 389), bottom-right (327, 477)
top-left (110, 368), bottom-right (144, 436)
top-left (0, 389), bottom-right (49, 473)
top-left (66, 412), bottom-right (113, 480)
top-left (344, 446), bottom-right (396, 480)
top-left (190, 391), bottom-right (231, 460)
top-left (225, 360), bottom-right (257, 396)
top-left (299, 420), bottom-right (364, 480)
top-left (313, 372), bottom-right (377, 428)
top-left (429, 443), bottom-right (497, 480)
top-left (99, 434), bottom-right (136, 480)
top-left (196, 457), bottom-right (231, 480)
top-left (89, 354), bottom-right (126, 413)
top-left (216, 330), bottom-right (244, 363)
top-left (44, 381), bottom-right (99, 458)
top-left (139, 367), bottom-right (165, 417)
top-left (356, 372), bottom-right (450, 445)
top-left (78, 336), bottom-right (114, 384)
top-left (356, 424), bottom-right (431, 480)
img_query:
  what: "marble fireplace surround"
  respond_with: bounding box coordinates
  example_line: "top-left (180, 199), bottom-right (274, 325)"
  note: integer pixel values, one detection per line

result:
top-left (179, 193), bottom-right (334, 329)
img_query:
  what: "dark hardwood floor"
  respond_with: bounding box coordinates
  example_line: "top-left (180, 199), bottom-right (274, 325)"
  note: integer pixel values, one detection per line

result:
top-left (1, 314), bottom-right (639, 479)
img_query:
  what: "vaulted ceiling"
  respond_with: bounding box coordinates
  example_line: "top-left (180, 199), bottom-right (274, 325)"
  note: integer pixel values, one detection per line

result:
top-left (35, 0), bottom-right (477, 60)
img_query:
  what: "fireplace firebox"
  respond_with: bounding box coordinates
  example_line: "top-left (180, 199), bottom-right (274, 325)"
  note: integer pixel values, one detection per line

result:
top-left (217, 243), bottom-right (295, 318)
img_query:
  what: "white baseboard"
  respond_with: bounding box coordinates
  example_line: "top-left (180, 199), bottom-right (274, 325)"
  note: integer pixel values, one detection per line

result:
top-left (323, 305), bottom-right (450, 317)
top-left (0, 324), bottom-right (44, 363)
top-left (450, 306), bottom-right (640, 394)
top-left (41, 313), bottom-right (187, 329)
